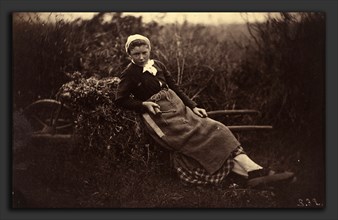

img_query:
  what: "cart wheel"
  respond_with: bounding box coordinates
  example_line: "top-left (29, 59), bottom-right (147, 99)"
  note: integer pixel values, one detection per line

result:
top-left (23, 99), bottom-right (74, 135)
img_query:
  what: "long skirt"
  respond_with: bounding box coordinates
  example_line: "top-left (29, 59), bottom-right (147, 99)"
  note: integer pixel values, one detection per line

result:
top-left (142, 88), bottom-right (243, 185)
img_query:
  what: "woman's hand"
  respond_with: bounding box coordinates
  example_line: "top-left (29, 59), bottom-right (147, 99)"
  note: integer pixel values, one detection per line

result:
top-left (192, 107), bottom-right (208, 118)
top-left (142, 101), bottom-right (161, 115)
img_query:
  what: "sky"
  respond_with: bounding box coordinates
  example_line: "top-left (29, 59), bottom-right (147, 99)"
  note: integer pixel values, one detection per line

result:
top-left (124, 12), bottom-right (270, 24)
top-left (34, 12), bottom-right (273, 25)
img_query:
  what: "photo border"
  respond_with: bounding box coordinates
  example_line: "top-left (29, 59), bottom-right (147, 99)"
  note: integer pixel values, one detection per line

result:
top-left (1, 0), bottom-right (337, 219)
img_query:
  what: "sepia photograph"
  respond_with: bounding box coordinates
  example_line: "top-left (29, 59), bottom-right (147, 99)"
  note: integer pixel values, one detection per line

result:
top-left (12, 12), bottom-right (325, 208)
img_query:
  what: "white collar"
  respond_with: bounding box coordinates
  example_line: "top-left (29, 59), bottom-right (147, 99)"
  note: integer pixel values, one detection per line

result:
top-left (142, 59), bottom-right (158, 76)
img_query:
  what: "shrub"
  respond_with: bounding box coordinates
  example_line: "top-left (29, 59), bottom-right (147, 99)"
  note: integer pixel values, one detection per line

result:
top-left (231, 12), bottom-right (325, 136)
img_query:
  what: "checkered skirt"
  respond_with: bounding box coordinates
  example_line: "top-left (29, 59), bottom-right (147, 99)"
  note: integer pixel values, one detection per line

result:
top-left (172, 146), bottom-right (245, 185)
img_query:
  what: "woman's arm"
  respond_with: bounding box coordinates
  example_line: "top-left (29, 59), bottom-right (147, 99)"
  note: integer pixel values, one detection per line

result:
top-left (115, 97), bottom-right (146, 113)
top-left (115, 70), bottom-right (161, 115)
top-left (115, 72), bottom-right (147, 113)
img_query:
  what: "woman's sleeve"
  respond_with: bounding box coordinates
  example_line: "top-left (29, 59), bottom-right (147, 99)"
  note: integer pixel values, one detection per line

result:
top-left (160, 62), bottom-right (197, 109)
top-left (115, 73), bottom-right (147, 113)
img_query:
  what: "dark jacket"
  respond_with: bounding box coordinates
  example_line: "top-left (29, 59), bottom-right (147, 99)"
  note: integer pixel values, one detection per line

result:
top-left (115, 60), bottom-right (197, 112)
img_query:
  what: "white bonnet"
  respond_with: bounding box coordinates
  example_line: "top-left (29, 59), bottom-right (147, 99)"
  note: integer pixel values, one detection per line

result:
top-left (125, 34), bottom-right (151, 54)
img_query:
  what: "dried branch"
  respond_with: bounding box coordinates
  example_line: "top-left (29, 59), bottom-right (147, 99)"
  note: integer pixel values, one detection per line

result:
top-left (190, 66), bottom-right (216, 100)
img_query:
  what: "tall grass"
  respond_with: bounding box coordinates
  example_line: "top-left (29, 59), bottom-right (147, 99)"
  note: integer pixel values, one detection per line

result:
top-left (233, 12), bottom-right (325, 134)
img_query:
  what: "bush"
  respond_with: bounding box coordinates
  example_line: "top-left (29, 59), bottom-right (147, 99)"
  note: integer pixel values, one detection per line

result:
top-left (13, 14), bottom-right (71, 109)
top-left (231, 12), bottom-right (325, 136)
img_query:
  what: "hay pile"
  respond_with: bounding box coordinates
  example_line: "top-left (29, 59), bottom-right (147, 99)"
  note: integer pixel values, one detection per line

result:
top-left (57, 72), bottom-right (159, 165)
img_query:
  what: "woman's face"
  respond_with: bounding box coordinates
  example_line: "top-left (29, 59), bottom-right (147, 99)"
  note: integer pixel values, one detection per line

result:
top-left (129, 45), bottom-right (150, 67)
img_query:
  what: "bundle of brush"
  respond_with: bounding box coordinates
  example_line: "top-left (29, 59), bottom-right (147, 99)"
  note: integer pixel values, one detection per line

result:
top-left (57, 71), bottom-right (148, 163)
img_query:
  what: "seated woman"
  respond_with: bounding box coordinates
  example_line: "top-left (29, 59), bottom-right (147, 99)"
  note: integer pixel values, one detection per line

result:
top-left (115, 34), bottom-right (295, 188)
